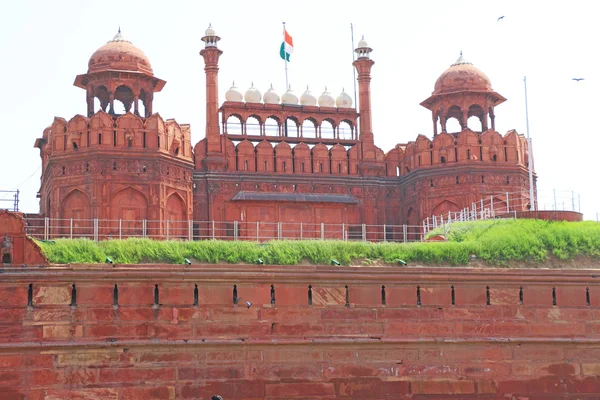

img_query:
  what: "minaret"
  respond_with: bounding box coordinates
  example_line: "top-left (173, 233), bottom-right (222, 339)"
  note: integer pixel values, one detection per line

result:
top-left (200, 24), bottom-right (226, 169)
top-left (353, 36), bottom-right (379, 174)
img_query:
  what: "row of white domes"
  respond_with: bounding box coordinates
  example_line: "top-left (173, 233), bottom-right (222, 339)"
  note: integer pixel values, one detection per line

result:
top-left (225, 83), bottom-right (353, 108)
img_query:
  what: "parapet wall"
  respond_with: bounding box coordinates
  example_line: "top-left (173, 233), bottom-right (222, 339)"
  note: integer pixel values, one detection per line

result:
top-left (1, 263), bottom-right (600, 399)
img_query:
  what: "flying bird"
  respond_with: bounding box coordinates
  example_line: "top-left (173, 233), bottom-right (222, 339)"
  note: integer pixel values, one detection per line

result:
top-left (497, 16), bottom-right (505, 21)
top-left (572, 78), bottom-right (585, 82)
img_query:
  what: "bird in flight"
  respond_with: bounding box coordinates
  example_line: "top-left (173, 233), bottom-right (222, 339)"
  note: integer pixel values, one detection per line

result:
top-left (572, 78), bottom-right (585, 82)
top-left (497, 16), bottom-right (505, 21)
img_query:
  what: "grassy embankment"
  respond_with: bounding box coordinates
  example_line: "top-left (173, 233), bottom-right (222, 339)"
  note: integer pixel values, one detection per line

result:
top-left (37, 219), bottom-right (600, 266)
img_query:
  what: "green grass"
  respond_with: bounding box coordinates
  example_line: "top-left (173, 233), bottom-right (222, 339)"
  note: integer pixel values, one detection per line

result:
top-left (37, 219), bottom-right (600, 266)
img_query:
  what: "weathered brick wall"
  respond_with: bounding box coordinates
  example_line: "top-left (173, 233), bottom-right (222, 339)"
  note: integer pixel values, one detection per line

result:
top-left (1, 264), bottom-right (600, 399)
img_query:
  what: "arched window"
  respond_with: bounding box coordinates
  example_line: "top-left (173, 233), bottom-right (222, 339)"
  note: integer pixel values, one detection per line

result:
top-left (114, 85), bottom-right (134, 114)
top-left (446, 117), bottom-right (461, 133)
top-left (492, 154), bottom-right (497, 161)
top-left (467, 116), bottom-right (482, 131)
top-left (246, 116), bottom-right (261, 135)
top-left (284, 117), bottom-right (298, 137)
top-left (226, 115), bottom-right (243, 135)
top-left (264, 117), bottom-right (279, 136)
top-left (467, 149), bottom-right (471, 160)
top-left (244, 160), bottom-right (248, 171)
top-left (321, 120), bottom-right (335, 139)
top-left (338, 121), bottom-right (353, 140)
top-left (302, 119), bottom-right (317, 138)
top-left (441, 156), bottom-right (446, 164)
top-left (467, 104), bottom-right (485, 131)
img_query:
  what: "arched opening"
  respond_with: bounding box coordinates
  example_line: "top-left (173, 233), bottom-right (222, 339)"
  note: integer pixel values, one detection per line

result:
top-left (468, 104), bottom-right (485, 131)
top-left (226, 115), bottom-right (243, 135)
top-left (284, 117), bottom-right (299, 137)
top-left (431, 199), bottom-right (461, 217)
top-left (339, 121), bottom-right (353, 140)
top-left (302, 119), bottom-right (317, 138)
top-left (264, 117), bottom-right (280, 136)
top-left (445, 117), bottom-right (461, 133)
top-left (467, 116), bottom-right (482, 132)
top-left (441, 156), bottom-right (446, 164)
top-left (492, 154), bottom-right (497, 161)
top-left (94, 86), bottom-right (109, 113)
top-left (246, 116), bottom-right (261, 135)
top-left (139, 89), bottom-right (149, 117)
top-left (61, 189), bottom-right (91, 238)
top-left (321, 120), bottom-right (335, 139)
top-left (114, 85), bottom-right (134, 114)
top-left (110, 187), bottom-right (148, 237)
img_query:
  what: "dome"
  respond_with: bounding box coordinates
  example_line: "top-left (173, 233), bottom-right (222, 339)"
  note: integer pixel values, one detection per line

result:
top-left (244, 83), bottom-right (262, 103)
top-left (300, 86), bottom-right (317, 106)
top-left (263, 84), bottom-right (280, 104)
top-left (335, 89), bottom-right (353, 108)
top-left (433, 53), bottom-right (492, 95)
top-left (88, 29), bottom-right (153, 75)
top-left (225, 82), bottom-right (243, 102)
top-left (205, 24), bottom-right (216, 37)
top-left (318, 87), bottom-right (335, 107)
top-left (357, 36), bottom-right (369, 49)
top-left (281, 85), bottom-right (299, 105)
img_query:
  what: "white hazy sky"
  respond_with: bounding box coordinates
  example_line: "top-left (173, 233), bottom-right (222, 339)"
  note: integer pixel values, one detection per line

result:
top-left (0, 0), bottom-right (597, 218)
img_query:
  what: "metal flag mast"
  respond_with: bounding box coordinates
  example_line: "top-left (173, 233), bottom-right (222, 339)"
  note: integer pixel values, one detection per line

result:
top-left (351, 23), bottom-right (357, 108)
top-left (283, 22), bottom-right (289, 90)
top-left (523, 76), bottom-right (536, 210)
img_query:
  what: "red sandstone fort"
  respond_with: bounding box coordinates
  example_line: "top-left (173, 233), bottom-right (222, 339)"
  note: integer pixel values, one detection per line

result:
top-left (4, 26), bottom-right (600, 400)
top-left (32, 26), bottom-right (535, 239)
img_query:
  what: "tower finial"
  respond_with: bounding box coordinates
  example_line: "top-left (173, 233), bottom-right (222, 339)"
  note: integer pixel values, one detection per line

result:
top-left (118, 26), bottom-right (121, 34)
top-left (460, 50), bottom-right (462, 56)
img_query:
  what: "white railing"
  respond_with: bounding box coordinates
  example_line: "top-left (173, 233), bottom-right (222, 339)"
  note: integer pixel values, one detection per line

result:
top-left (24, 218), bottom-right (429, 243)
top-left (421, 189), bottom-right (582, 236)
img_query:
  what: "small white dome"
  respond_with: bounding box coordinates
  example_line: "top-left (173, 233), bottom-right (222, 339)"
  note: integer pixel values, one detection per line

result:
top-left (281, 85), bottom-right (299, 105)
top-left (225, 82), bottom-right (243, 102)
top-left (244, 82), bottom-right (262, 103)
top-left (263, 84), bottom-right (280, 104)
top-left (357, 35), bottom-right (369, 49)
top-left (300, 86), bottom-right (317, 106)
top-left (336, 89), bottom-right (353, 108)
top-left (318, 87), bottom-right (335, 107)
top-left (205, 24), bottom-right (216, 37)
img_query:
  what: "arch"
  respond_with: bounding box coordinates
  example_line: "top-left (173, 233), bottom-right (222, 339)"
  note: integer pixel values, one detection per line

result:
top-left (226, 114), bottom-right (243, 135)
top-left (467, 104), bottom-right (485, 131)
top-left (114, 85), bottom-right (134, 114)
top-left (312, 143), bottom-right (329, 173)
top-left (166, 192), bottom-right (187, 238)
top-left (321, 119), bottom-right (335, 139)
top-left (302, 118), bottom-right (318, 138)
top-left (283, 117), bottom-right (299, 137)
top-left (94, 86), bottom-right (109, 112)
top-left (348, 145), bottom-right (360, 175)
top-left (339, 120), bottom-right (353, 140)
top-left (255, 140), bottom-right (274, 172)
top-left (61, 189), bottom-right (91, 238)
top-left (264, 116), bottom-right (280, 136)
top-left (467, 116), bottom-right (482, 132)
top-left (431, 199), bottom-right (461, 217)
top-left (445, 117), bottom-right (462, 133)
top-left (246, 115), bottom-right (261, 135)
top-left (110, 187), bottom-right (148, 236)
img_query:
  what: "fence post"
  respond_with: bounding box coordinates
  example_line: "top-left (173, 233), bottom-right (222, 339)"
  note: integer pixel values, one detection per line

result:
top-left (94, 218), bottom-right (99, 242)
top-left (211, 220), bottom-right (215, 240)
top-left (480, 198), bottom-right (484, 219)
top-left (143, 219), bottom-right (147, 238)
top-left (321, 223), bottom-right (325, 240)
top-left (69, 218), bottom-right (73, 239)
top-left (300, 222), bottom-right (303, 240)
top-left (403, 224), bottom-right (407, 243)
top-left (361, 223), bottom-right (366, 242)
top-left (188, 220), bottom-right (193, 241)
top-left (342, 223), bottom-right (345, 241)
top-left (119, 219), bottom-right (122, 240)
top-left (490, 195), bottom-right (494, 216)
top-left (571, 191), bottom-right (575, 212)
top-left (44, 217), bottom-right (48, 241)
top-left (506, 192), bottom-right (510, 213)
top-left (256, 221), bottom-right (259, 242)
top-left (553, 189), bottom-right (557, 210)
top-left (278, 222), bottom-right (282, 240)
top-left (166, 221), bottom-right (169, 241)
top-left (383, 224), bottom-right (387, 242)
top-left (234, 221), bottom-right (238, 241)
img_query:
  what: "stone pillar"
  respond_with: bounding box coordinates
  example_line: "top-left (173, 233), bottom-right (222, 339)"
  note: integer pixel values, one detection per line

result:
top-left (108, 92), bottom-right (115, 115)
top-left (432, 115), bottom-right (438, 136)
top-left (133, 94), bottom-right (139, 117)
top-left (86, 88), bottom-right (94, 117)
top-left (353, 57), bottom-right (375, 160)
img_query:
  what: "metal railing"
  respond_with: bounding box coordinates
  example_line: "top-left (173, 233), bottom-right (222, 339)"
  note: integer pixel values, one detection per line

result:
top-left (0, 190), bottom-right (19, 212)
top-left (24, 217), bottom-right (429, 243)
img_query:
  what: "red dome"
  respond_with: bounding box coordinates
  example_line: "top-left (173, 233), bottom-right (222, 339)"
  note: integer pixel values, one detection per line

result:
top-left (433, 54), bottom-right (492, 95)
top-left (87, 30), bottom-right (153, 75)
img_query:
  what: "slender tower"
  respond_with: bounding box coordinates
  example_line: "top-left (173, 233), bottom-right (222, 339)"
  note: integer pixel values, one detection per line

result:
top-left (200, 25), bottom-right (226, 170)
top-left (353, 36), bottom-right (380, 175)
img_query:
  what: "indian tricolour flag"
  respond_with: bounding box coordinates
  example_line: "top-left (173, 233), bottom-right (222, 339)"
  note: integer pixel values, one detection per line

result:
top-left (280, 28), bottom-right (294, 61)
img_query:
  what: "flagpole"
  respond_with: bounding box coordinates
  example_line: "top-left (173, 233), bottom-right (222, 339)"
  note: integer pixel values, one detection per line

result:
top-left (524, 76), bottom-right (535, 210)
top-left (283, 21), bottom-right (289, 90)
top-left (351, 23), bottom-right (357, 108)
